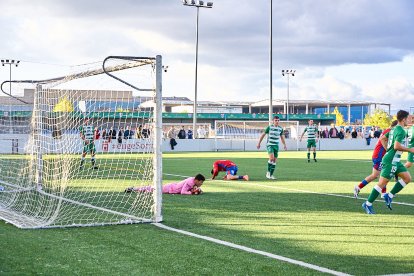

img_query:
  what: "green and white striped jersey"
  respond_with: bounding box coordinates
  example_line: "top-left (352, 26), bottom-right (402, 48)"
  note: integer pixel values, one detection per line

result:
top-left (303, 125), bottom-right (318, 141)
top-left (265, 125), bottom-right (284, 146)
top-left (79, 125), bottom-right (94, 142)
top-left (407, 125), bottom-right (414, 148)
top-left (383, 125), bottom-right (406, 165)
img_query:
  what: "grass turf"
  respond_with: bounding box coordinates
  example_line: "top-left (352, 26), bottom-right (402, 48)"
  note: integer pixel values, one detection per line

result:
top-left (1, 151), bottom-right (414, 275)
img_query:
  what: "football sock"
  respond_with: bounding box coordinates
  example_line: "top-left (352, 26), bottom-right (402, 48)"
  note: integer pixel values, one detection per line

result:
top-left (80, 158), bottom-right (85, 166)
top-left (390, 179), bottom-right (406, 196)
top-left (270, 163), bottom-right (276, 175)
top-left (367, 185), bottom-right (382, 203)
top-left (358, 179), bottom-right (369, 189)
top-left (313, 152), bottom-right (316, 159)
top-left (267, 161), bottom-right (272, 172)
top-left (307, 152), bottom-right (310, 161)
top-left (238, 175), bottom-right (244, 180)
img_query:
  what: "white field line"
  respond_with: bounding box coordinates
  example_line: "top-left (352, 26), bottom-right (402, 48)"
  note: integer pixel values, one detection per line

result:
top-left (153, 222), bottom-right (351, 276)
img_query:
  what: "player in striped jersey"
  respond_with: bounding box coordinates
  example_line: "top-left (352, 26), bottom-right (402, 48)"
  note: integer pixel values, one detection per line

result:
top-left (299, 119), bottom-right (319, 163)
top-left (404, 117), bottom-right (414, 169)
top-left (79, 118), bottom-right (98, 170)
top-left (362, 110), bottom-right (414, 214)
top-left (257, 115), bottom-right (287, 180)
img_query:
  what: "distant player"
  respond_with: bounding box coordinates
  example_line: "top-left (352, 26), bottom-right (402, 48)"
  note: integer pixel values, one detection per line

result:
top-left (211, 160), bottom-right (249, 181)
top-left (257, 115), bottom-right (287, 180)
top-left (299, 119), bottom-right (319, 163)
top-left (362, 110), bottom-right (414, 214)
top-left (79, 118), bottom-right (98, 170)
top-left (405, 117), bottom-right (414, 169)
top-left (125, 174), bottom-right (205, 195)
top-left (354, 120), bottom-right (398, 198)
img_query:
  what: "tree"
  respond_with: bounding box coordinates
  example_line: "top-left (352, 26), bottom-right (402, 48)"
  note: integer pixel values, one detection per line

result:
top-left (332, 106), bottom-right (347, 126)
top-left (363, 109), bottom-right (392, 130)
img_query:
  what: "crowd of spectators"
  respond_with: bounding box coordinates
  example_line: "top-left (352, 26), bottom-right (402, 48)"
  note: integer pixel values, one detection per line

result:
top-left (318, 125), bottom-right (383, 143)
top-left (92, 124), bottom-right (152, 143)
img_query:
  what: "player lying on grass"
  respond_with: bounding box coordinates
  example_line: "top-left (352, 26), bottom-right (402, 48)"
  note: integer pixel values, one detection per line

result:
top-left (362, 110), bottom-right (414, 214)
top-left (211, 160), bottom-right (249, 181)
top-left (125, 174), bottom-right (205, 195)
top-left (354, 120), bottom-right (398, 198)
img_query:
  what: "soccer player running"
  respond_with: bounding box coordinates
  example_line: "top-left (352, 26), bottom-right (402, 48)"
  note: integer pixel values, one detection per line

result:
top-left (79, 118), bottom-right (98, 170)
top-left (299, 119), bottom-right (319, 163)
top-left (362, 110), bottom-right (414, 214)
top-left (257, 115), bottom-right (287, 180)
top-left (211, 160), bottom-right (249, 181)
top-left (354, 120), bottom-right (398, 198)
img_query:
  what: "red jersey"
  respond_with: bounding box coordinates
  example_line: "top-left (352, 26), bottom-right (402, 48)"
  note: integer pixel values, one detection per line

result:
top-left (372, 128), bottom-right (390, 160)
top-left (212, 160), bottom-right (236, 179)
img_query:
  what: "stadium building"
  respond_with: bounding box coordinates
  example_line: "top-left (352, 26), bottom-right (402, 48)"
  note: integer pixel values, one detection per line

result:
top-left (0, 88), bottom-right (391, 134)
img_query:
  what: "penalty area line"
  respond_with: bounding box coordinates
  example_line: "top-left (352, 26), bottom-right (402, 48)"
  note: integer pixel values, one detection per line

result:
top-left (153, 223), bottom-right (350, 276)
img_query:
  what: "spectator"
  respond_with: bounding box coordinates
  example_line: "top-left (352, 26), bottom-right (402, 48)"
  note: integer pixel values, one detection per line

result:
top-left (338, 128), bottom-right (345, 140)
top-left (167, 126), bottom-right (178, 150)
top-left (187, 127), bottom-right (193, 139)
top-left (329, 125), bottom-right (338, 138)
top-left (369, 126), bottom-right (375, 139)
top-left (136, 125), bottom-right (142, 139)
top-left (178, 126), bottom-right (186, 139)
top-left (142, 125), bottom-right (150, 138)
top-left (351, 127), bottom-right (358, 138)
top-left (94, 127), bottom-right (100, 140)
top-left (111, 127), bottom-right (117, 141)
top-left (124, 126), bottom-right (130, 140)
top-left (374, 127), bottom-right (381, 138)
top-left (197, 126), bottom-right (206, 139)
top-left (364, 126), bottom-right (371, 145)
top-left (118, 127), bottom-right (124, 144)
top-left (320, 127), bottom-right (329, 139)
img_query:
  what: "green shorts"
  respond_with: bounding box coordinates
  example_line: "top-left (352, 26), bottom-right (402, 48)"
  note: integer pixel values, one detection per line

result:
top-left (408, 152), bottom-right (414, 163)
top-left (307, 140), bottom-right (317, 148)
top-left (380, 162), bottom-right (407, 179)
top-left (83, 142), bottom-right (96, 154)
top-left (266, 145), bottom-right (279, 158)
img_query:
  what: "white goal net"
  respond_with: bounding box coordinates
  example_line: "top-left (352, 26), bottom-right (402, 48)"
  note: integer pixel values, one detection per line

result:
top-left (214, 120), bottom-right (299, 151)
top-left (0, 56), bottom-right (163, 228)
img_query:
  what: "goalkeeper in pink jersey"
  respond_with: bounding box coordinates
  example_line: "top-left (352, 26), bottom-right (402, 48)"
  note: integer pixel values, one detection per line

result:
top-left (124, 174), bottom-right (205, 195)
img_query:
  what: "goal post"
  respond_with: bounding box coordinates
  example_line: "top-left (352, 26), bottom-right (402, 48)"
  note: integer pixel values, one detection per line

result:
top-left (0, 55), bottom-right (163, 228)
top-left (214, 120), bottom-right (300, 151)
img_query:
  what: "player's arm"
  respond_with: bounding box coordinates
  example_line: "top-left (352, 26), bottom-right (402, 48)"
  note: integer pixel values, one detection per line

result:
top-left (299, 130), bottom-right (306, 142)
top-left (379, 134), bottom-right (388, 149)
top-left (394, 141), bottom-right (414, 153)
top-left (211, 165), bottom-right (219, 180)
top-left (281, 133), bottom-right (287, 150)
top-left (257, 132), bottom-right (266, 149)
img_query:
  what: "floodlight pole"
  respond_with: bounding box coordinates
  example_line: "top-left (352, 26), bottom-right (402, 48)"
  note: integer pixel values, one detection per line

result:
top-left (269, 0), bottom-right (273, 125)
top-left (282, 69), bottom-right (295, 121)
top-left (1, 59), bottom-right (20, 96)
top-left (182, 0), bottom-right (213, 138)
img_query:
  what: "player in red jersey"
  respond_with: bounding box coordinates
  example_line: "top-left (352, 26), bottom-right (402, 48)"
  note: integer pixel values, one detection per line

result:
top-left (354, 120), bottom-right (398, 198)
top-left (211, 160), bottom-right (249, 181)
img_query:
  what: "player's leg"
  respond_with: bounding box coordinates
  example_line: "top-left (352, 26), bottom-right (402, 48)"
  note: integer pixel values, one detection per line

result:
top-left (362, 163), bottom-right (393, 214)
top-left (90, 143), bottom-right (98, 169)
top-left (80, 146), bottom-right (87, 169)
top-left (225, 166), bottom-right (248, 181)
top-left (306, 146), bottom-right (311, 163)
top-left (354, 161), bottom-right (381, 198)
top-left (312, 143), bottom-right (317, 162)
top-left (384, 165), bottom-right (411, 210)
top-left (266, 146), bottom-right (275, 179)
top-left (269, 148), bottom-right (278, 179)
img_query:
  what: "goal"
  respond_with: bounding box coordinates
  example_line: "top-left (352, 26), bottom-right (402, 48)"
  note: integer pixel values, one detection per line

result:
top-left (0, 56), bottom-right (163, 228)
top-left (214, 120), bottom-right (299, 151)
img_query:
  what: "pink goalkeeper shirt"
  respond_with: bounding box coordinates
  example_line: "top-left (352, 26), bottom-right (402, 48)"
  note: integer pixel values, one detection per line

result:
top-left (162, 177), bottom-right (196, 195)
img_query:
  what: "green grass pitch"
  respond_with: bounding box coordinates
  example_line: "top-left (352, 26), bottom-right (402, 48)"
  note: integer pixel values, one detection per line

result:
top-left (1, 151), bottom-right (414, 275)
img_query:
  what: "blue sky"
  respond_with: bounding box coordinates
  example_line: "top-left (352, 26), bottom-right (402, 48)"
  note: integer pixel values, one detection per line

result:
top-left (1, 0), bottom-right (414, 113)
